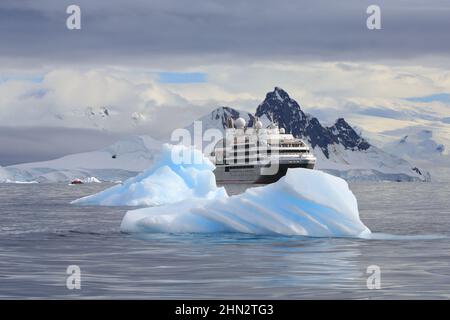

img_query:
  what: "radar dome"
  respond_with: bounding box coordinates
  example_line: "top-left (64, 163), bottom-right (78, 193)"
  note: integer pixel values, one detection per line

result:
top-left (255, 120), bottom-right (263, 129)
top-left (279, 128), bottom-right (285, 134)
top-left (234, 117), bottom-right (246, 129)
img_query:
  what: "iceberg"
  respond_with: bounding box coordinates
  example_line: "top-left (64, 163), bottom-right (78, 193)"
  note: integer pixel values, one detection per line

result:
top-left (71, 144), bottom-right (227, 206)
top-left (120, 168), bottom-right (371, 238)
top-left (81, 177), bottom-right (102, 183)
top-left (73, 143), bottom-right (370, 238)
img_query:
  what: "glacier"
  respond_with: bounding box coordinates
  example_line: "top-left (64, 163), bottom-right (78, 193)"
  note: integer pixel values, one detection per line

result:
top-left (71, 144), bottom-right (227, 206)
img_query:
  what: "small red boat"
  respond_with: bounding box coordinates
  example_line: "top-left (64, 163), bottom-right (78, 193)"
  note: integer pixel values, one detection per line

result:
top-left (70, 179), bottom-right (83, 185)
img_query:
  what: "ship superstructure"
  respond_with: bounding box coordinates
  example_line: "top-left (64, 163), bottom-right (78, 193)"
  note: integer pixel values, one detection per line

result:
top-left (210, 117), bottom-right (316, 184)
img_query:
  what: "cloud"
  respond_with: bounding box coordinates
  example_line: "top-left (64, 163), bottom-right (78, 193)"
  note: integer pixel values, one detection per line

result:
top-left (0, 68), bottom-right (237, 141)
top-left (1, 0), bottom-right (450, 67)
top-left (1, 63), bottom-right (450, 132)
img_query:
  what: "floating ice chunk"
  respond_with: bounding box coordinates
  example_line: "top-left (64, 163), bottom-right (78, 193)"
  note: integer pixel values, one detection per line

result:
top-left (120, 168), bottom-right (371, 238)
top-left (82, 177), bottom-right (101, 183)
top-left (71, 144), bottom-right (226, 206)
top-left (0, 179), bottom-right (38, 184)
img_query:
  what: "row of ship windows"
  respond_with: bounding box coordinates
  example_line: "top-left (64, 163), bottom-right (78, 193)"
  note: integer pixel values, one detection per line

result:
top-left (215, 150), bottom-right (307, 156)
top-left (225, 144), bottom-right (303, 148)
top-left (217, 141), bottom-right (303, 147)
top-left (224, 165), bottom-right (255, 171)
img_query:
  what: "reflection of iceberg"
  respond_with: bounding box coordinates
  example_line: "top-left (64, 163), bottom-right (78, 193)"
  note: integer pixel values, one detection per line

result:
top-left (71, 144), bottom-right (226, 206)
top-left (119, 168), bottom-right (370, 238)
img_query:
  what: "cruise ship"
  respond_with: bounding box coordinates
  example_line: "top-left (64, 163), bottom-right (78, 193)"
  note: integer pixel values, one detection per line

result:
top-left (210, 117), bottom-right (316, 184)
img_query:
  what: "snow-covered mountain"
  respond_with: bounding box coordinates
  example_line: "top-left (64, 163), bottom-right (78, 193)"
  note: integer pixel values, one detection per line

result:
top-left (382, 128), bottom-right (445, 161)
top-left (55, 105), bottom-right (147, 130)
top-left (256, 88), bottom-right (371, 158)
top-left (0, 136), bottom-right (161, 183)
top-left (189, 87), bottom-right (429, 181)
top-left (185, 106), bottom-right (255, 135)
top-left (373, 126), bottom-right (450, 182)
top-left (257, 87), bottom-right (429, 181)
top-left (0, 87), bottom-right (432, 183)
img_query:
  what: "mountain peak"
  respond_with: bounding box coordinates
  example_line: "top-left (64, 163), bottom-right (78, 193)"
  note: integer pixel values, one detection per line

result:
top-left (266, 86), bottom-right (291, 102)
top-left (255, 88), bottom-right (371, 157)
top-left (333, 118), bottom-right (353, 130)
top-left (334, 117), bottom-right (347, 125)
top-left (186, 105), bottom-right (255, 132)
top-left (211, 106), bottom-right (238, 117)
top-left (256, 87), bottom-right (305, 124)
top-left (328, 118), bottom-right (370, 151)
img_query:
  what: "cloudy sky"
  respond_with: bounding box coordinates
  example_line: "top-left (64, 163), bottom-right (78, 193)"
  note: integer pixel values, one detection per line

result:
top-left (1, 0), bottom-right (450, 164)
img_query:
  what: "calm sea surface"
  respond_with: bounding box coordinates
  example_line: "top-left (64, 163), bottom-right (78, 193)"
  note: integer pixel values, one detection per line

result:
top-left (0, 182), bottom-right (449, 299)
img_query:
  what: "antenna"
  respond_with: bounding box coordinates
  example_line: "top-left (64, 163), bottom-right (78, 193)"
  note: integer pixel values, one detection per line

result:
top-left (226, 117), bottom-right (233, 128)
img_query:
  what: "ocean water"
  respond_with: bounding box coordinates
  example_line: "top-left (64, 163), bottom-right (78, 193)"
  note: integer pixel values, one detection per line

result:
top-left (0, 182), bottom-right (449, 299)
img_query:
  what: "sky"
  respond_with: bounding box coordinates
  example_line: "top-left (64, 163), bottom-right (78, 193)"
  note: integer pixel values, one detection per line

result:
top-left (0, 0), bottom-right (450, 165)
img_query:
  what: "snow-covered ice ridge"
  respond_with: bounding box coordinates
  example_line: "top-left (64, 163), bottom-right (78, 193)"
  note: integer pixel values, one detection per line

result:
top-left (73, 144), bottom-right (371, 238)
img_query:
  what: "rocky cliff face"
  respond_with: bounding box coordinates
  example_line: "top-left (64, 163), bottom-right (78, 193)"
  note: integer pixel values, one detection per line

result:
top-left (255, 87), bottom-right (370, 158)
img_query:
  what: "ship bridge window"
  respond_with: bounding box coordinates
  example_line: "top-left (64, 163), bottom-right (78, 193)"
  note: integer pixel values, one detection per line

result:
top-left (279, 150), bottom-right (306, 154)
top-left (229, 165), bottom-right (254, 170)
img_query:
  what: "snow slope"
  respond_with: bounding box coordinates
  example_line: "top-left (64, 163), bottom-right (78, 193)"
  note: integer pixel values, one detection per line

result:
top-left (314, 144), bottom-right (430, 182)
top-left (0, 136), bottom-right (162, 183)
top-left (382, 128), bottom-right (446, 160)
top-left (185, 106), bottom-right (255, 137)
top-left (375, 126), bottom-right (450, 182)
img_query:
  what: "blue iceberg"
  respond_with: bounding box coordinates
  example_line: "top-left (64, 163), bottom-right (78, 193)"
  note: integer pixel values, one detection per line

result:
top-left (73, 143), bottom-right (370, 238)
top-left (71, 144), bottom-right (226, 206)
top-left (120, 167), bottom-right (370, 238)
